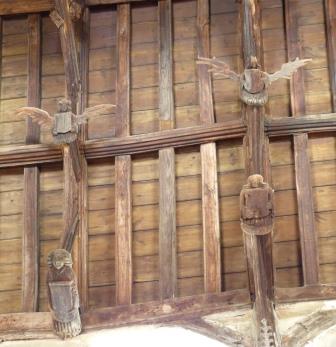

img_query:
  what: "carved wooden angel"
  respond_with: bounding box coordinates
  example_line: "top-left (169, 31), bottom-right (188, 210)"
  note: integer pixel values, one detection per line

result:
top-left (240, 174), bottom-right (274, 236)
top-left (16, 99), bottom-right (115, 144)
top-left (47, 249), bottom-right (81, 339)
top-left (198, 56), bottom-right (311, 106)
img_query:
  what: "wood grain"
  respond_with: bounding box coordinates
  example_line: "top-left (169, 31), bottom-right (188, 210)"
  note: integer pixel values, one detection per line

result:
top-left (115, 155), bottom-right (132, 305)
top-left (159, 148), bottom-right (176, 299)
top-left (115, 3), bottom-right (132, 306)
top-left (284, 0), bottom-right (320, 285)
top-left (22, 14), bottom-right (41, 313)
top-left (158, 0), bottom-right (176, 300)
top-left (78, 7), bottom-right (90, 311)
top-left (325, 0), bottom-right (336, 110)
top-left (197, 0), bottom-right (221, 294)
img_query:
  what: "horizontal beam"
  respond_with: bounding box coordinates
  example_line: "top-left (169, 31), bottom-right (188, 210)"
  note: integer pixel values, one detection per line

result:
top-left (0, 0), bottom-right (153, 16)
top-left (0, 121), bottom-right (245, 168)
top-left (266, 113), bottom-right (336, 137)
top-left (85, 120), bottom-right (246, 159)
top-left (0, 143), bottom-right (62, 168)
top-left (0, 290), bottom-right (250, 341)
top-left (275, 285), bottom-right (336, 303)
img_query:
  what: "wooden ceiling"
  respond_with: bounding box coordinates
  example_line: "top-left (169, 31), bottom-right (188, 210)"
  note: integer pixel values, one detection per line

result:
top-left (0, 0), bottom-right (335, 345)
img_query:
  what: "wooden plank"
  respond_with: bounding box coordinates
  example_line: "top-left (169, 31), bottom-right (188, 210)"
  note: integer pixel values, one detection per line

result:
top-left (275, 284), bottom-right (336, 303)
top-left (115, 3), bottom-right (132, 306)
top-left (284, 0), bottom-right (320, 286)
top-left (197, 0), bottom-right (221, 293)
top-left (325, 0), bottom-right (336, 111)
top-left (294, 134), bottom-right (319, 284)
top-left (115, 155), bottom-right (132, 305)
top-left (22, 14), bottom-right (41, 313)
top-left (159, 148), bottom-right (176, 299)
top-left (201, 143), bottom-right (221, 293)
top-left (158, 0), bottom-right (176, 300)
top-left (78, 7), bottom-right (90, 311)
top-left (158, 0), bottom-right (174, 130)
top-left (0, 290), bottom-right (250, 341)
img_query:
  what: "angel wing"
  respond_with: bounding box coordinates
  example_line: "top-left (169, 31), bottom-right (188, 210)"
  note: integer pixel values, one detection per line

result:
top-left (77, 104), bottom-right (116, 124)
top-left (197, 57), bottom-right (240, 81)
top-left (16, 107), bottom-right (54, 128)
top-left (265, 57), bottom-right (312, 85)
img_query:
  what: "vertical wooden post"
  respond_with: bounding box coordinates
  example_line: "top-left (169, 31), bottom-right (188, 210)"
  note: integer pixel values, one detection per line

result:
top-left (22, 14), bottom-right (41, 312)
top-left (284, 0), bottom-right (320, 285)
top-left (325, 0), bottom-right (336, 111)
top-left (240, 0), bottom-right (278, 344)
top-left (115, 3), bottom-right (132, 306)
top-left (158, 0), bottom-right (177, 300)
top-left (197, 0), bottom-right (221, 293)
top-left (78, 6), bottom-right (90, 312)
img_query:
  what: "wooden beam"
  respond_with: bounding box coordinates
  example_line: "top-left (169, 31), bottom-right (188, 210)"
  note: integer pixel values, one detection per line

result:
top-left (0, 289), bottom-right (250, 341)
top-left (275, 284), bottom-right (336, 303)
top-left (78, 6), bottom-right (90, 312)
top-left (60, 145), bottom-right (79, 252)
top-left (159, 148), bottom-right (176, 299)
top-left (282, 309), bottom-right (336, 347)
top-left (115, 3), bottom-right (132, 306)
top-left (240, 1), bottom-right (277, 344)
top-left (53, 0), bottom-right (81, 104)
top-left (266, 113), bottom-right (336, 136)
top-left (197, 0), bottom-right (221, 294)
top-left (284, 0), bottom-right (320, 286)
top-left (158, 0), bottom-right (177, 300)
top-left (0, 0), bottom-right (153, 16)
top-left (325, 0), bottom-right (336, 111)
top-left (0, 121), bottom-right (245, 168)
top-left (22, 14), bottom-right (41, 313)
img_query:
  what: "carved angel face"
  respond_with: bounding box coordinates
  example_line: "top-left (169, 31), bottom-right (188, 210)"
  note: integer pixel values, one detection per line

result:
top-left (57, 99), bottom-right (72, 113)
top-left (48, 249), bottom-right (72, 270)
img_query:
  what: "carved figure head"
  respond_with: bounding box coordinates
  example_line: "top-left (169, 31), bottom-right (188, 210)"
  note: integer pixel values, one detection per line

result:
top-left (248, 174), bottom-right (264, 188)
top-left (57, 99), bottom-right (72, 113)
top-left (48, 249), bottom-right (72, 270)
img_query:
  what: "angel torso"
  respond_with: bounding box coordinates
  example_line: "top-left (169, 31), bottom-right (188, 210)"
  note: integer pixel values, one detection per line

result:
top-left (53, 112), bottom-right (77, 135)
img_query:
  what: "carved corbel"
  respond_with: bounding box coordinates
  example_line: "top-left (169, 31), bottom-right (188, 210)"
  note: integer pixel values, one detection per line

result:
top-left (47, 249), bottom-right (81, 339)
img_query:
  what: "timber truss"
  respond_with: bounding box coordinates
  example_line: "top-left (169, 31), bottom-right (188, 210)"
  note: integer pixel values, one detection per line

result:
top-left (1, 0), bottom-right (336, 346)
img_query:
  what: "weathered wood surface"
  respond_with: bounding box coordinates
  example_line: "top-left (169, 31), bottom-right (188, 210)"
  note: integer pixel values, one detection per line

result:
top-left (201, 143), bottom-right (221, 293)
top-left (115, 3), bottom-right (132, 306)
top-left (159, 148), bottom-right (176, 299)
top-left (240, 1), bottom-right (278, 345)
top-left (0, 0), bottom-right (153, 16)
top-left (266, 113), bottom-right (336, 136)
top-left (282, 308), bottom-right (336, 347)
top-left (294, 134), bottom-right (319, 284)
top-left (22, 14), bottom-right (41, 313)
top-left (0, 289), bottom-right (250, 340)
top-left (78, 7), bottom-right (90, 312)
top-left (158, 0), bottom-right (176, 301)
top-left (275, 284), bottom-right (336, 303)
top-left (284, 0), bottom-right (320, 286)
top-left (61, 144), bottom-right (79, 252)
top-left (0, 120), bottom-right (245, 168)
top-left (324, 0), bottom-right (336, 111)
top-left (53, 0), bottom-right (81, 104)
top-left (197, 0), bottom-right (221, 294)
